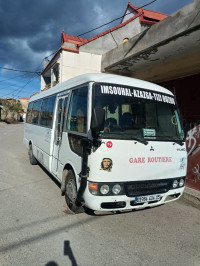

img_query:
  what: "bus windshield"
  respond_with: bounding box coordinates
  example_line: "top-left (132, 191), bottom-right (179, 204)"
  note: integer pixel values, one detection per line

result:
top-left (93, 83), bottom-right (184, 141)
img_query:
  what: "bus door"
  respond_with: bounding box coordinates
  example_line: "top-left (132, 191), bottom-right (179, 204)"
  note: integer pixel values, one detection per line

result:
top-left (52, 94), bottom-right (69, 176)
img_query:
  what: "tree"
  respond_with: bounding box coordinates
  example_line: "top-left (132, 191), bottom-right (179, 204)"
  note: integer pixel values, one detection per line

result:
top-left (1, 99), bottom-right (23, 121)
top-left (10, 100), bottom-right (23, 119)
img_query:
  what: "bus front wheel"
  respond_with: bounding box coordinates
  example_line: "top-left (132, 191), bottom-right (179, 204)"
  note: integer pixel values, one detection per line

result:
top-left (28, 144), bottom-right (37, 165)
top-left (64, 170), bottom-right (80, 214)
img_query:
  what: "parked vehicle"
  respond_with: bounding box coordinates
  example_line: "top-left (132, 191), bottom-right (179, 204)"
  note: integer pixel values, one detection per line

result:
top-left (24, 73), bottom-right (187, 213)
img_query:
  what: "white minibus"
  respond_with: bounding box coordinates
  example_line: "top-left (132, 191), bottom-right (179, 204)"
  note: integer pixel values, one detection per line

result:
top-left (24, 73), bottom-right (187, 213)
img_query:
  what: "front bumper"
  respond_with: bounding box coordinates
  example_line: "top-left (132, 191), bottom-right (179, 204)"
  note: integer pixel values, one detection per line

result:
top-left (83, 186), bottom-right (185, 212)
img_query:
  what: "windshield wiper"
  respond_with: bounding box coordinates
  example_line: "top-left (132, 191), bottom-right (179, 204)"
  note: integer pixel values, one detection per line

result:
top-left (157, 135), bottom-right (184, 146)
top-left (173, 139), bottom-right (184, 146)
top-left (130, 137), bottom-right (148, 145)
top-left (102, 132), bottom-right (148, 145)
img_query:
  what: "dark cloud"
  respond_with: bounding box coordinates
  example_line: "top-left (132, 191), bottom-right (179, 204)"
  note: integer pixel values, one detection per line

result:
top-left (0, 0), bottom-right (193, 68)
top-left (0, 0), bottom-right (194, 97)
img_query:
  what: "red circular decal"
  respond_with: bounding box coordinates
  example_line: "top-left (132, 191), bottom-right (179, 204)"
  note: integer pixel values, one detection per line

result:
top-left (106, 141), bottom-right (113, 148)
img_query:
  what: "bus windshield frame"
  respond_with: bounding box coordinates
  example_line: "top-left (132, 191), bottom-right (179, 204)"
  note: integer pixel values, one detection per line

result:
top-left (92, 82), bottom-right (185, 142)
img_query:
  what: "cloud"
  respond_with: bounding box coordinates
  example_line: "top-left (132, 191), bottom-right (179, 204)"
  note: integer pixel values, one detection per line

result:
top-left (1, 0), bottom-right (192, 70)
top-left (0, 0), bottom-right (194, 98)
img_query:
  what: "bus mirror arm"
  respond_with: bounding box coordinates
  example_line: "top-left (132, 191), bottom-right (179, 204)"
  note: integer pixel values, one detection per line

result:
top-left (76, 138), bottom-right (92, 204)
top-left (90, 108), bottom-right (105, 141)
top-left (77, 107), bottom-right (105, 205)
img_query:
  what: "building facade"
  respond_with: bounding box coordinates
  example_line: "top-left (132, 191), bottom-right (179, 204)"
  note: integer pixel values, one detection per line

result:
top-left (41, 2), bottom-right (167, 91)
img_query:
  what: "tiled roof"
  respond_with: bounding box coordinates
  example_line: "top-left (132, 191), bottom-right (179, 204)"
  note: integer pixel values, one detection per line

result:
top-left (61, 30), bottom-right (86, 45)
top-left (125, 3), bottom-right (168, 25)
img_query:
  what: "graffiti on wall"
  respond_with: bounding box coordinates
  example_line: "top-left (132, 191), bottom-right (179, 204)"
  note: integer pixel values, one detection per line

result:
top-left (186, 125), bottom-right (200, 190)
top-left (192, 164), bottom-right (200, 182)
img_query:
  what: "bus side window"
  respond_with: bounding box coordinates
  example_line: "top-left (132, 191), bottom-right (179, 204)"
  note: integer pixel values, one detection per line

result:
top-left (31, 100), bottom-right (42, 125)
top-left (39, 95), bottom-right (56, 128)
top-left (26, 102), bottom-right (33, 123)
top-left (66, 86), bottom-right (88, 134)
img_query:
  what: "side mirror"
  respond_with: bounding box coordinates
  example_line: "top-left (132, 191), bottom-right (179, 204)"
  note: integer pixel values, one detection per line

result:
top-left (90, 108), bottom-right (105, 136)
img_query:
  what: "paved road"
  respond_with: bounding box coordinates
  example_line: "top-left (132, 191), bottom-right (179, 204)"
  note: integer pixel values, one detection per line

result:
top-left (0, 124), bottom-right (200, 266)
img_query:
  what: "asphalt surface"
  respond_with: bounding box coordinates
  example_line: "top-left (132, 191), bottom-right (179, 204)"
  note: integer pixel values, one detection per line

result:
top-left (0, 123), bottom-right (200, 266)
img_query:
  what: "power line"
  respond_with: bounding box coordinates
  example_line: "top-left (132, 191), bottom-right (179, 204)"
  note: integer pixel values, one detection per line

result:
top-left (0, 74), bottom-right (34, 91)
top-left (77, 0), bottom-right (158, 37)
top-left (11, 61), bottom-right (44, 99)
top-left (1, 74), bottom-right (38, 98)
top-left (0, 0), bottom-right (159, 98)
top-left (0, 66), bottom-right (41, 75)
top-left (13, 75), bottom-right (38, 99)
top-left (1, 61), bottom-right (43, 99)
top-left (0, 72), bottom-right (31, 83)
top-left (0, 0), bottom-right (158, 77)
top-left (0, 76), bottom-right (34, 91)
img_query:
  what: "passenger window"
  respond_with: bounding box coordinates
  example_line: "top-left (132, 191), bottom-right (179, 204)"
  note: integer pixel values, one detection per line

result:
top-left (26, 102), bottom-right (33, 123)
top-left (31, 100), bottom-right (42, 125)
top-left (39, 95), bottom-right (56, 128)
top-left (66, 86), bottom-right (88, 134)
top-left (54, 98), bottom-right (63, 145)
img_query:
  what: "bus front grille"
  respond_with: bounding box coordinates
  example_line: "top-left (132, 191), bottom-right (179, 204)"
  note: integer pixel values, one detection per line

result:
top-left (124, 179), bottom-right (172, 197)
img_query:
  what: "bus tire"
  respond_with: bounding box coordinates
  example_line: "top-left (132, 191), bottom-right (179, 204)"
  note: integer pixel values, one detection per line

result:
top-left (28, 144), bottom-right (37, 165)
top-left (64, 170), bottom-right (80, 214)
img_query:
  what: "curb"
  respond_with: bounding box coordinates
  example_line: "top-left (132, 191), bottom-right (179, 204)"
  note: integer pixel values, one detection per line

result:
top-left (182, 187), bottom-right (200, 210)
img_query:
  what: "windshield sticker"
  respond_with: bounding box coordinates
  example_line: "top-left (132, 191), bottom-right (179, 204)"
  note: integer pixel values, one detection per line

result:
top-left (100, 158), bottom-right (113, 172)
top-left (143, 128), bottom-right (156, 137)
top-left (129, 157), bottom-right (172, 164)
top-left (100, 85), bottom-right (175, 105)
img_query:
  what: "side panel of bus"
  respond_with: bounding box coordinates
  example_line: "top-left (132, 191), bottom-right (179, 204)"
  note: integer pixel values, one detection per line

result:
top-left (24, 95), bottom-right (56, 171)
top-left (50, 84), bottom-right (90, 187)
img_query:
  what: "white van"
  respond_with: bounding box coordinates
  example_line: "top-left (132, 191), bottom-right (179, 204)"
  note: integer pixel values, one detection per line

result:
top-left (24, 73), bottom-right (187, 213)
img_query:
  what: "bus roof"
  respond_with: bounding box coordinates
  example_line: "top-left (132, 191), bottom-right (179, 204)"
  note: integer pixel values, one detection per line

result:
top-left (30, 73), bottom-right (173, 101)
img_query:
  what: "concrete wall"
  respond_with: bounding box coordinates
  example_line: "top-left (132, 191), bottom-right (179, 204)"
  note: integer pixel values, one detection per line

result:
top-left (101, 0), bottom-right (200, 82)
top-left (61, 50), bottom-right (102, 81)
top-left (80, 17), bottom-right (142, 55)
top-left (20, 98), bottom-right (29, 113)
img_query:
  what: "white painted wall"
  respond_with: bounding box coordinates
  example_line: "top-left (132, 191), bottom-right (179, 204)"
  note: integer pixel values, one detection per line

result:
top-left (61, 51), bottom-right (102, 81)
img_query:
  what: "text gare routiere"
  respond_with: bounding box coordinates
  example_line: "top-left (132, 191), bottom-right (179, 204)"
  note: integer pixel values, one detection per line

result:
top-left (129, 157), bottom-right (172, 164)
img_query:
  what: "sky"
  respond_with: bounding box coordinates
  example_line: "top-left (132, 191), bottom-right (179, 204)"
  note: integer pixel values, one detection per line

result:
top-left (0, 0), bottom-right (194, 99)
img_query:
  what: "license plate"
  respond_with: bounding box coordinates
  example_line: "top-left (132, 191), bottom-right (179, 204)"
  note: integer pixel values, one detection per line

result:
top-left (135, 194), bottom-right (161, 204)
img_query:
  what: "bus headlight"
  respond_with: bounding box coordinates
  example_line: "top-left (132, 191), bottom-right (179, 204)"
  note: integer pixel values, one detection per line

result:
top-left (172, 180), bottom-right (178, 189)
top-left (112, 184), bottom-right (121, 195)
top-left (100, 185), bottom-right (109, 195)
top-left (179, 178), bottom-right (185, 187)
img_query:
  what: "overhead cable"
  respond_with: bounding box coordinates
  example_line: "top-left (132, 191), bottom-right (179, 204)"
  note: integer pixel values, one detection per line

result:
top-left (0, 66), bottom-right (41, 75)
top-left (78, 0), bottom-right (158, 37)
